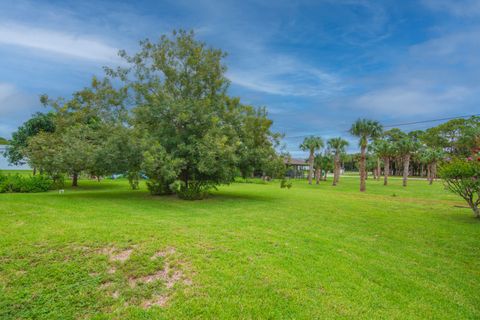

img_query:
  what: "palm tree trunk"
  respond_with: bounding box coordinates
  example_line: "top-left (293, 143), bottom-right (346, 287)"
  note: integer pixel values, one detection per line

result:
top-left (430, 161), bottom-right (437, 185)
top-left (376, 158), bottom-right (381, 180)
top-left (308, 152), bottom-right (314, 185)
top-left (360, 145), bottom-right (366, 192)
top-left (315, 168), bottom-right (321, 184)
top-left (383, 157), bottom-right (389, 186)
top-left (333, 154), bottom-right (339, 186)
top-left (402, 155), bottom-right (410, 187)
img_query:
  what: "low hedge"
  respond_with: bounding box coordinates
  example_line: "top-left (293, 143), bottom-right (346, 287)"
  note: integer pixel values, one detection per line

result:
top-left (0, 173), bottom-right (54, 193)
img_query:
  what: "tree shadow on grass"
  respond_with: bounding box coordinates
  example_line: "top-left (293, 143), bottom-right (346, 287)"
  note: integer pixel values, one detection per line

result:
top-left (210, 191), bottom-right (277, 202)
top-left (53, 185), bottom-right (277, 205)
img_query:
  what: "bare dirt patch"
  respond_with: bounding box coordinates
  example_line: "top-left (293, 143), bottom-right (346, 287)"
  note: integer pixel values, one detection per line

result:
top-left (129, 263), bottom-right (184, 289)
top-left (150, 247), bottom-right (176, 260)
top-left (110, 249), bottom-right (133, 263)
top-left (97, 247), bottom-right (133, 263)
top-left (141, 295), bottom-right (169, 309)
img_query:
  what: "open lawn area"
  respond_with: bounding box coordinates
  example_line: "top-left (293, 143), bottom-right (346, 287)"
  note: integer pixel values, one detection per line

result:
top-left (1, 176), bottom-right (479, 319)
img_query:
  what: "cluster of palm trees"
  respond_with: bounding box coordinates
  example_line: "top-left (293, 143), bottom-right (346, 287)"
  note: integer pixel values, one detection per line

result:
top-left (299, 118), bottom-right (446, 192)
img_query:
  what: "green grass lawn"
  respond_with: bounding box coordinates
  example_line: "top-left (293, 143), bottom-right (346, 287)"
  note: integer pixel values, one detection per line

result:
top-left (0, 176), bottom-right (479, 319)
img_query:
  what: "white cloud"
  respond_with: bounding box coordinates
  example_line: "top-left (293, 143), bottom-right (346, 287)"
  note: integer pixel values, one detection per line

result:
top-left (0, 83), bottom-right (39, 118)
top-left (0, 23), bottom-right (120, 62)
top-left (228, 51), bottom-right (343, 97)
top-left (422, 0), bottom-right (480, 17)
top-left (352, 85), bottom-right (474, 116)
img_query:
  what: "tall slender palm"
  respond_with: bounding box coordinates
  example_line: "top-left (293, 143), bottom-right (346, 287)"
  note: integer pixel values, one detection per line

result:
top-left (420, 147), bottom-right (444, 185)
top-left (327, 137), bottom-right (349, 186)
top-left (372, 139), bottom-right (395, 186)
top-left (314, 154), bottom-right (323, 184)
top-left (350, 119), bottom-right (383, 192)
top-left (300, 136), bottom-right (324, 184)
top-left (395, 137), bottom-right (419, 187)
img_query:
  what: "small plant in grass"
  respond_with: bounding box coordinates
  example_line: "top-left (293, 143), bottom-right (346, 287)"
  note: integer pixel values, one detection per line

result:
top-left (439, 156), bottom-right (480, 218)
top-left (280, 178), bottom-right (292, 189)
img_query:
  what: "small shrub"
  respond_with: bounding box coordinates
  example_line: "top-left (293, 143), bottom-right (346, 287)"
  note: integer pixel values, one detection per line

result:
top-left (439, 158), bottom-right (480, 218)
top-left (170, 180), bottom-right (213, 200)
top-left (280, 178), bottom-right (292, 189)
top-left (0, 173), bottom-right (53, 193)
top-left (127, 171), bottom-right (140, 190)
top-left (146, 178), bottom-right (173, 195)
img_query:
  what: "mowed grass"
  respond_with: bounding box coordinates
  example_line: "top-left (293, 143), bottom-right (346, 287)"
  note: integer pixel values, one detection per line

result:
top-left (0, 176), bottom-right (479, 319)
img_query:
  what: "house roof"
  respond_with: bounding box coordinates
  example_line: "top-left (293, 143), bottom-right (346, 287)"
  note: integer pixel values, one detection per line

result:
top-left (284, 158), bottom-right (308, 165)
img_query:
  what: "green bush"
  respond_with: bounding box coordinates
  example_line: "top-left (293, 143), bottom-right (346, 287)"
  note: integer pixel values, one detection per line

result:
top-left (439, 158), bottom-right (480, 218)
top-left (280, 178), bottom-right (292, 189)
top-left (146, 178), bottom-right (173, 195)
top-left (170, 180), bottom-right (213, 200)
top-left (0, 173), bottom-right (53, 193)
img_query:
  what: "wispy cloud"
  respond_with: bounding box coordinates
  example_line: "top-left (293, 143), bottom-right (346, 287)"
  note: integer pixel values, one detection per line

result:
top-left (228, 62), bottom-right (342, 97)
top-left (0, 23), bottom-right (120, 62)
top-left (352, 85), bottom-right (473, 116)
top-left (0, 83), bottom-right (39, 138)
top-left (422, 0), bottom-right (480, 17)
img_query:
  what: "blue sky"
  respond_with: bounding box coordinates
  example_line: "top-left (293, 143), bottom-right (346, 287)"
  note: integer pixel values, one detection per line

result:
top-left (0, 0), bottom-right (479, 157)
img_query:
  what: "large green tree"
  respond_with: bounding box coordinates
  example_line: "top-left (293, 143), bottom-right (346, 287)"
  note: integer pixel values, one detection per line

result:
top-left (422, 116), bottom-right (480, 156)
top-left (28, 77), bottom-right (128, 186)
top-left (327, 137), bottom-right (349, 186)
top-left (5, 112), bottom-right (55, 173)
top-left (300, 136), bottom-right (324, 185)
top-left (108, 30), bottom-right (279, 198)
top-left (350, 119), bottom-right (383, 192)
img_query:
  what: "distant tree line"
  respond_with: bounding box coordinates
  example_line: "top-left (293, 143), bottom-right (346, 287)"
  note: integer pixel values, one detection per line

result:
top-left (298, 116), bottom-right (480, 217)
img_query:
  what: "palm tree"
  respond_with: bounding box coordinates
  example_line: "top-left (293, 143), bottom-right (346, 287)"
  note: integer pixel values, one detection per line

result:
top-left (327, 137), bottom-right (349, 186)
top-left (300, 136), bottom-right (324, 184)
top-left (314, 154), bottom-right (323, 184)
top-left (350, 119), bottom-right (383, 192)
top-left (420, 147), bottom-right (444, 185)
top-left (372, 139), bottom-right (395, 186)
top-left (395, 137), bottom-right (419, 187)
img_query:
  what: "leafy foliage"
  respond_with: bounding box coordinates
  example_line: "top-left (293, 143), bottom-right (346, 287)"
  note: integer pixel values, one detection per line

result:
top-left (107, 30), bottom-right (280, 199)
top-left (0, 173), bottom-right (53, 193)
top-left (439, 157), bottom-right (480, 218)
top-left (5, 112), bottom-right (55, 166)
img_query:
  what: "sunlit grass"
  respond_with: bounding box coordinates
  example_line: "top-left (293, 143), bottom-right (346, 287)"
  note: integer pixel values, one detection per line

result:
top-left (0, 176), bottom-right (478, 319)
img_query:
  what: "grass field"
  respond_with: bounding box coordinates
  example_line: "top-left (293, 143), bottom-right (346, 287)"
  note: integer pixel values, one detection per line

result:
top-left (0, 175), bottom-right (479, 319)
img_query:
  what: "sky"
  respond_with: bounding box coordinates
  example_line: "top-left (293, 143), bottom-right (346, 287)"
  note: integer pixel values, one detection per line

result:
top-left (0, 0), bottom-right (479, 158)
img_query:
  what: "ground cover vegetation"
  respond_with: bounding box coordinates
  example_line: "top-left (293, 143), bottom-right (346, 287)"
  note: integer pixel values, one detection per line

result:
top-left (0, 176), bottom-right (479, 319)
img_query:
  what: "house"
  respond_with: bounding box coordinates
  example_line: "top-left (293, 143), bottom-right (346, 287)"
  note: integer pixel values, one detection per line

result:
top-left (284, 158), bottom-right (309, 179)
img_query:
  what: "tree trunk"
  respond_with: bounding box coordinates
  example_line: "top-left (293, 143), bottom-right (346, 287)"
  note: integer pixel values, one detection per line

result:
top-left (315, 168), bottom-right (321, 184)
top-left (33, 167), bottom-right (37, 176)
top-left (333, 154), bottom-right (339, 186)
top-left (72, 172), bottom-right (78, 187)
top-left (383, 157), bottom-right (389, 186)
top-left (402, 155), bottom-right (410, 187)
top-left (308, 152), bottom-right (314, 185)
top-left (360, 145), bottom-right (366, 192)
top-left (376, 158), bottom-right (381, 180)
